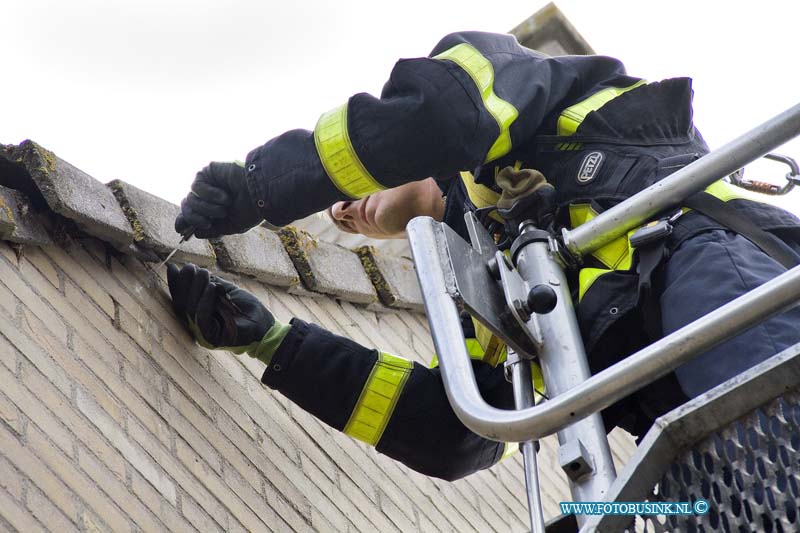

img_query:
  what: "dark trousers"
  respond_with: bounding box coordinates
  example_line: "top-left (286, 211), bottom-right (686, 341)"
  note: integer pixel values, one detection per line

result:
top-left (661, 229), bottom-right (800, 398)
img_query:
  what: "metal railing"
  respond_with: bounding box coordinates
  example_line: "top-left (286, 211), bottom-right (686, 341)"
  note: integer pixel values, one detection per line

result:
top-left (407, 103), bottom-right (800, 528)
top-left (408, 102), bottom-right (800, 444)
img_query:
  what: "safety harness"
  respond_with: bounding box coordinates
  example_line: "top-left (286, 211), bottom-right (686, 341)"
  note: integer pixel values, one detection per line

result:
top-left (460, 82), bottom-right (800, 345)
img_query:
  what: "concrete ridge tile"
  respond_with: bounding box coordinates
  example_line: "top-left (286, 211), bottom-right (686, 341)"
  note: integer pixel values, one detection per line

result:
top-left (0, 191), bottom-right (14, 239)
top-left (0, 140), bottom-right (134, 248)
top-left (278, 227), bottom-right (377, 305)
top-left (0, 184), bottom-right (54, 246)
top-left (108, 179), bottom-right (216, 267)
top-left (211, 227), bottom-right (300, 288)
top-left (355, 246), bottom-right (424, 312)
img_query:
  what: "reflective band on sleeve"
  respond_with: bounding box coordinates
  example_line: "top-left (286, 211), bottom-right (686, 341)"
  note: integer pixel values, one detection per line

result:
top-left (314, 104), bottom-right (386, 199)
top-left (434, 44), bottom-right (519, 163)
top-left (501, 442), bottom-right (519, 461)
top-left (460, 171), bottom-right (505, 223)
top-left (344, 352), bottom-right (413, 446)
top-left (557, 80), bottom-right (647, 136)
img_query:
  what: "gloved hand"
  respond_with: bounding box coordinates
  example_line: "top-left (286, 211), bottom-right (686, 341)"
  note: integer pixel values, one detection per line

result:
top-left (495, 166), bottom-right (557, 231)
top-left (175, 162), bottom-right (263, 239)
top-left (166, 263), bottom-right (290, 364)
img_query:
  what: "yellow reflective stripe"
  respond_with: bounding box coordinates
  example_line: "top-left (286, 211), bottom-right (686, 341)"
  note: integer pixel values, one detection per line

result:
top-left (314, 104), bottom-right (385, 199)
top-left (595, 236), bottom-right (634, 270)
top-left (461, 171), bottom-right (500, 207)
top-left (465, 338), bottom-right (485, 358)
top-left (578, 267), bottom-right (612, 301)
top-left (460, 171), bottom-right (505, 223)
top-left (569, 203), bottom-right (596, 228)
top-left (344, 352), bottom-right (413, 446)
top-left (557, 80), bottom-right (647, 136)
top-left (501, 442), bottom-right (519, 460)
top-left (532, 362), bottom-right (545, 400)
top-left (569, 204), bottom-right (635, 271)
top-left (573, 177), bottom-right (750, 302)
top-left (471, 317), bottom-right (507, 367)
top-left (705, 179), bottom-right (750, 202)
top-left (434, 44), bottom-right (519, 162)
top-left (428, 337), bottom-right (496, 368)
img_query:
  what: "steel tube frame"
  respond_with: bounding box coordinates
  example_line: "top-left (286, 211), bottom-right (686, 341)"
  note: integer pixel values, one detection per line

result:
top-left (408, 216), bottom-right (800, 443)
top-left (562, 102), bottom-right (800, 258)
top-left (507, 349), bottom-right (546, 533)
top-left (513, 228), bottom-right (617, 505)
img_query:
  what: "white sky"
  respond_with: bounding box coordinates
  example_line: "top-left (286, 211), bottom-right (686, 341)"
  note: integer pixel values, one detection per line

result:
top-left (2, 0), bottom-right (799, 214)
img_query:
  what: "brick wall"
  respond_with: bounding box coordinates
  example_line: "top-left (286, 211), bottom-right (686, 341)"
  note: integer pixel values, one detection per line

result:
top-left (0, 141), bottom-right (636, 532)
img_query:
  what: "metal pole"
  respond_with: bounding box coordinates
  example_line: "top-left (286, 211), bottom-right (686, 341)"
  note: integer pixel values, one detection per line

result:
top-left (507, 349), bottom-right (546, 533)
top-left (513, 226), bottom-right (617, 508)
top-left (563, 102), bottom-right (800, 258)
top-left (408, 216), bottom-right (800, 443)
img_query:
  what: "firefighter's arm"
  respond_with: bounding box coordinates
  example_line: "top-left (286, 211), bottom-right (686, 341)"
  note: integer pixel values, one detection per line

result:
top-left (166, 263), bottom-right (291, 362)
top-left (264, 318), bottom-right (514, 481)
top-left (238, 31), bottom-right (634, 228)
top-left (166, 263), bottom-right (511, 480)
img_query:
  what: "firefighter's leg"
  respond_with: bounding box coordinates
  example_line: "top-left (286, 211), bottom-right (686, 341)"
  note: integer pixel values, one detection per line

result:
top-left (660, 229), bottom-right (800, 397)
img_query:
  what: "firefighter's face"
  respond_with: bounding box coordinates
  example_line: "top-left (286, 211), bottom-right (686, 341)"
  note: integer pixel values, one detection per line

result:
top-left (328, 178), bottom-right (445, 239)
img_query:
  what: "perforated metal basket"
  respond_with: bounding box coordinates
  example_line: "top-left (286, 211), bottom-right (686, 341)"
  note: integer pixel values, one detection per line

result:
top-left (584, 342), bottom-right (800, 533)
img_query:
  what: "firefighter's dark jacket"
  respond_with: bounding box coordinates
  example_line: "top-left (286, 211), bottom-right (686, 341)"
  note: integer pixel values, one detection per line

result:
top-left (249, 32), bottom-right (800, 479)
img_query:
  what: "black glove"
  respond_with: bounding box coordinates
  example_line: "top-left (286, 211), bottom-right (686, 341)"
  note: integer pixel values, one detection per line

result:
top-left (175, 162), bottom-right (263, 239)
top-left (167, 263), bottom-right (290, 363)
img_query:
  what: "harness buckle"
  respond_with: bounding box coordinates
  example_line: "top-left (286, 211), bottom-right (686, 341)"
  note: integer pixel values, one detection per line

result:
top-left (629, 209), bottom-right (683, 249)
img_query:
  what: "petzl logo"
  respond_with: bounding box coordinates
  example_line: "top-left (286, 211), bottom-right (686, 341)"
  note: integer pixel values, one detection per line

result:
top-left (577, 151), bottom-right (604, 183)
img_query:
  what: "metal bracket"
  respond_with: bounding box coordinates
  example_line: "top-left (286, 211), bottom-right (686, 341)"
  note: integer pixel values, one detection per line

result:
top-left (559, 439), bottom-right (594, 482)
top-left (494, 249), bottom-right (544, 352)
top-left (439, 218), bottom-right (539, 356)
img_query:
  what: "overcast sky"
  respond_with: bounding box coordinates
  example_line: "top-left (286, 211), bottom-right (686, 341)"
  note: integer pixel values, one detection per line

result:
top-left (2, 0), bottom-right (798, 215)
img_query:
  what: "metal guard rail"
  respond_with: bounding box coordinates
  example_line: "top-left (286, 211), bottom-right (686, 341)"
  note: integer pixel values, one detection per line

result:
top-left (406, 102), bottom-right (800, 444)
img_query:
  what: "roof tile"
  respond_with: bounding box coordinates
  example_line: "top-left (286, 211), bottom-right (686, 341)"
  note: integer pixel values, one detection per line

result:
top-left (0, 185), bottom-right (53, 246)
top-left (357, 246), bottom-right (424, 312)
top-left (212, 226), bottom-right (299, 288)
top-left (108, 179), bottom-right (215, 267)
top-left (0, 140), bottom-right (133, 247)
top-left (279, 227), bottom-right (377, 305)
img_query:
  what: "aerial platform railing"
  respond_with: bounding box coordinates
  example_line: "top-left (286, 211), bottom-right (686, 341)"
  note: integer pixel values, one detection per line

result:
top-left (407, 103), bottom-right (800, 531)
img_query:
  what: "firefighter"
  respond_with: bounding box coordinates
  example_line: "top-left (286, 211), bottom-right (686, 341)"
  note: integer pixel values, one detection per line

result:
top-left (168, 31), bottom-right (800, 479)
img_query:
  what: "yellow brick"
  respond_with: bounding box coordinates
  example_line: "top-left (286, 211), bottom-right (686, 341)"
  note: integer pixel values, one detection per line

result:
top-left (0, 241), bottom-right (17, 264)
top-left (26, 481), bottom-right (77, 532)
top-left (0, 306), bottom-right (72, 400)
top-left (4, 361), bottom-right (74, 457)
top-left (0, 455), bottom-right (24, 502)
top-left (21, 247), bottom-right (60, 290)
top-left (75, 387), bottom-right (177, 506)
top-left (0, 263), bottom-right (69, 347)
top-left (0, 421), bottom-right (81, 525)
top-left (118, 306), bottom-right (152, 353)
top-left (300, 454), bottom-right (376, 533)
top-left (81, 510), bottom-right (106, 533)
top-left (26, 423), bottom-right (134, 530)
top-left (221, 466), bottom-right (301, 533)
top-left (56, 244), bottom-right (178, 339)
top-left (0, 390), bottom-right (21, 435)
top-left (0, 275), bottom-right (16, 318)
top-left (19, 304), bottom-right (67, 358)
top-left (75, 445), bottom-right (167, 532)
top-left (129, 468), bottom-right (191, 532)
top-left (161, 334), bottom-right (257, 441)
top-left (180, 491), bottom-right (226, 533)
top-left (44, 246), bottom-right (116, 319)
top-left (174, 437), bottom-right (272, 532)
top-left (212, 406), bottom-right (310, 513)
top-left (0, 487), bottom-right (41, 533)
